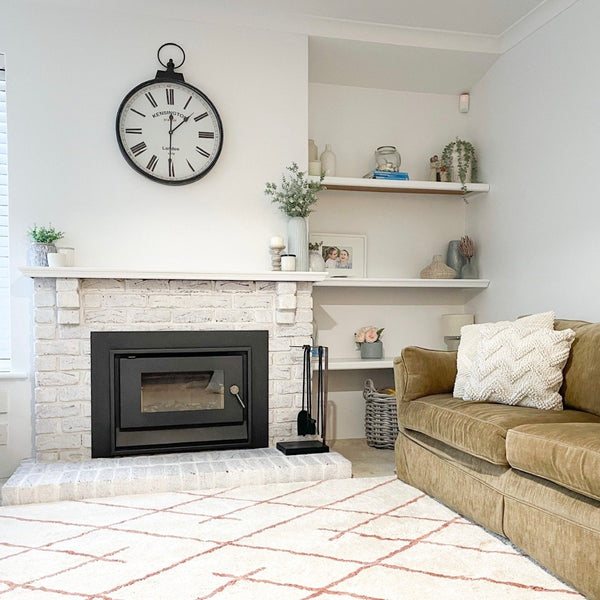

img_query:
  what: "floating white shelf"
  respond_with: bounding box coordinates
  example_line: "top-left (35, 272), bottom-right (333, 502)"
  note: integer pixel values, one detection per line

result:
top-left (314, 357), bottom-right (395, 371)
top-left (310, 176), bottom-right (490, 196)
top-left (314, 278), bottom-right (489, 289)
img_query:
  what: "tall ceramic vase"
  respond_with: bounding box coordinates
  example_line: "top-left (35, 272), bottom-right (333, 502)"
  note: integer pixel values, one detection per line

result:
top-left (287, 216), bottom-right (308, 271)
top-left (446, 240), bottom-right (465, 278)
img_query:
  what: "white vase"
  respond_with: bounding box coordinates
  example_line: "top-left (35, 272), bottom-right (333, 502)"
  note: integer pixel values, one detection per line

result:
top-left (308, 139), bottom-right (318, 162)
top-left (320, 144), bottom-right (336, 176)
top-left (309, 249), bottom-right (326, 272)
top-left (287, 216), bottom-right (308, 271)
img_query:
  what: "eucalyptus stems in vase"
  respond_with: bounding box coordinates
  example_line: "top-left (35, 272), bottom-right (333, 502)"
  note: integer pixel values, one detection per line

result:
top-left (441, 138), bottom-right (478, 193)
top-left (265, 163), bottom-right (325, 271)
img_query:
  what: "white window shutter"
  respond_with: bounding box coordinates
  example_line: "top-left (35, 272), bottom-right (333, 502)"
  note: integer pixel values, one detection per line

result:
top-left (0, 57), bottom-right (11, 369)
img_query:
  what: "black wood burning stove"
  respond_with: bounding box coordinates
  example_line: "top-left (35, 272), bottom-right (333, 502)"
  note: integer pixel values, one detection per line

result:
top-left (91, 330), bottom-right (268, 457)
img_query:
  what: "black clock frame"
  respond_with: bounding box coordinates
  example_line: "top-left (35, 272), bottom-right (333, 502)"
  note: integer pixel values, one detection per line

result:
top-left (115, 66), bottom-right (224, 186)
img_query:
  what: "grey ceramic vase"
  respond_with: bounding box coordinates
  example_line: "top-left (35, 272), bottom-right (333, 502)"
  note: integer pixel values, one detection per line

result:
top-left (446, 240), bottom-right (465, 278)
top-left (28, 242), bottom-right (57, 267)
top-left (360, 341), bottom-right (383, 359)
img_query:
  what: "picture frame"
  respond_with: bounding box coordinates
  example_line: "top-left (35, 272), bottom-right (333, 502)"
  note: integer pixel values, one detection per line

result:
top-left (310, 233), bottom-right (367, 277)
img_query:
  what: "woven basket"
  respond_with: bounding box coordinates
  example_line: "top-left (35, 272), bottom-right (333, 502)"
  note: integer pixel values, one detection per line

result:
top-left (363, 379), bottom-right (398, 449)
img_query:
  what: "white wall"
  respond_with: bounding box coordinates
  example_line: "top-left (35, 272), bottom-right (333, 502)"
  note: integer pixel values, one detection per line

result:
top-left (466, 0), bottom-right (600, 323)
top-left (0, 1), bottom-right (308, 473)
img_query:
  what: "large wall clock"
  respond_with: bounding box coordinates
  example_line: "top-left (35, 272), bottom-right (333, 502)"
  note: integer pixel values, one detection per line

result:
top-left (116, 43), bottom-right (223, 185)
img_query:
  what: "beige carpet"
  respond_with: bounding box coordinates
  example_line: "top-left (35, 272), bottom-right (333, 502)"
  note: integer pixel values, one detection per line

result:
top-left (0, 476), bottom-right (582, 599)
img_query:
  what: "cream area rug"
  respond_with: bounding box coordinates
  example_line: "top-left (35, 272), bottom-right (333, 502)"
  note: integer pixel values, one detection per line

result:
top-left (0, 476), bottom-right (582, 599)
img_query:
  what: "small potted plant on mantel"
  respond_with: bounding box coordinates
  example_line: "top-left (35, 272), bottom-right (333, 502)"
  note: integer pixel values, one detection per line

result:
top-left (27, 224), bottom-right (64, 267)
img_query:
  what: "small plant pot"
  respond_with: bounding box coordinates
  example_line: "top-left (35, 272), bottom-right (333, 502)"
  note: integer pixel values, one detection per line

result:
top-left (360, 341), bottom-right (383, 359)
top-left (28, 242), bottom-right (57, 267)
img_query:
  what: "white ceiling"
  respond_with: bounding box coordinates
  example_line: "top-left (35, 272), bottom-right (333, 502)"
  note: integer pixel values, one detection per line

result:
top-left (44, 0), bottom-right (576, 94)
top-left (308, 38), bottom-right (499, 95)
top-left (257, 0), bottom-right (547, 37)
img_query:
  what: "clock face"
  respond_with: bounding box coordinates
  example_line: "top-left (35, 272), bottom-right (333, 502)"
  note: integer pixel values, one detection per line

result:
top-left (116, 79), bottom-right (223, 185)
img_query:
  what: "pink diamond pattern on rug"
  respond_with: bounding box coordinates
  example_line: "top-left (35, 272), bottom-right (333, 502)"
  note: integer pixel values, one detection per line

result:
top-left (0, 477), bottom-right (583, 599)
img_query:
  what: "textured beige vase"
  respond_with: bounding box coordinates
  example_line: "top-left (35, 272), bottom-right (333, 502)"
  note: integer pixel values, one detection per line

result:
top-left (420, 254), bottom-right (456, 279)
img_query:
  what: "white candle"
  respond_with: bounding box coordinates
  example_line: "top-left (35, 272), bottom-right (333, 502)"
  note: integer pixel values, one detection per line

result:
top-left (281, 254), bottom-right (296, 271)
top-left (270, 236), bottom-right (285, 248)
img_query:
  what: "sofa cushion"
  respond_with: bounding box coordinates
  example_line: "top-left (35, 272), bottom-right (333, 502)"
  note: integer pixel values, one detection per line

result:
top-left (463, 325), bottom-right (575, 410)
top-left (555, 319), bottom-right (600, 417)
top-left (506, 423), bottom-right (600, 502)
top-left (454, 311), bottom-right (555, 398)
top-left (395, 347), bottom-right (457, 403)
top-left (397, 393), bottom-right (600, 466)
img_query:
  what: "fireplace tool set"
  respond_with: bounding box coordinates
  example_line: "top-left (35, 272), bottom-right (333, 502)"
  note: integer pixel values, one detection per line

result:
top-left (277, 345), bottom-right (330, 455)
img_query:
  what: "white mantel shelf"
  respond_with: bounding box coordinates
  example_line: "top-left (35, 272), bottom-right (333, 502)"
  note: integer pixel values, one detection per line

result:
top-left (310, 176), bottom-right (490, 196)
top-left (20, 267), bottom-right (330, 282)
top-left (314, 278), bottom-right (489, 289)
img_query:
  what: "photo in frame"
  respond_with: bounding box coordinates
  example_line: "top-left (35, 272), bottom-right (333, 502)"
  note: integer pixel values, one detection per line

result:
top-left (310, 233), bottom-right (367, 277)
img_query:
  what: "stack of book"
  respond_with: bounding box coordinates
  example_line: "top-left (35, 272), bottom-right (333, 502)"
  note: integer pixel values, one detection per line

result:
top-left (372, 170), bottom-right (410, 180)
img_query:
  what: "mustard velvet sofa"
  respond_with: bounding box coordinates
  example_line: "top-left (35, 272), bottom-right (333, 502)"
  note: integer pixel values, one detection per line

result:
top-left (393, 319), bottom-right (600, 600)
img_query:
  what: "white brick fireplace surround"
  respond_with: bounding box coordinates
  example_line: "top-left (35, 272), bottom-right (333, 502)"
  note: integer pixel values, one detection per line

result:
top-left (23, 269), bottom-right (329, 462)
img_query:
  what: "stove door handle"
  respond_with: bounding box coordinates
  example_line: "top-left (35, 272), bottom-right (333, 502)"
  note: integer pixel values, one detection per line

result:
top-left (229, 385), bottom-right (246, 409)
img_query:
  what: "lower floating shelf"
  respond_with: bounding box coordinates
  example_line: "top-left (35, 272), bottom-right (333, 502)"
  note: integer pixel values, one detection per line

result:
top-left (314, 357), bottom-right (395, 371)
top-left (314, 278), bottom-right (489, 289)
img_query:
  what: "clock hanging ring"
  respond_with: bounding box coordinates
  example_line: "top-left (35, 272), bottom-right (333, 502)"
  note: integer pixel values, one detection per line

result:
top-left (116, 43), bottom-right (224, 185)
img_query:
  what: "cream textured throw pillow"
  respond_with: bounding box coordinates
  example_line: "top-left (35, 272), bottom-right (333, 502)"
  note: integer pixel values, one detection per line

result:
top-left (463, 324), bottom-right (575, 410)
top-left (453, 311), bottom-right (555, 398)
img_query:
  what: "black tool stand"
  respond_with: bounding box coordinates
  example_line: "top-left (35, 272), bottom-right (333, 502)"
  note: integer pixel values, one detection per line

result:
top-left (277, 345), bottom-right (329, 456)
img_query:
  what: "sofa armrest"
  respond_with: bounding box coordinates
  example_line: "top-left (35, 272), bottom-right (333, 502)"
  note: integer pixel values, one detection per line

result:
top-left (394, 347), bottom-right (458, 402)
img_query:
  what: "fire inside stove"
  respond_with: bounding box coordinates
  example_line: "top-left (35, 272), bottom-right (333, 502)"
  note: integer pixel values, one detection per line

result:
top-left (141, 371), bottom-right (225, 413)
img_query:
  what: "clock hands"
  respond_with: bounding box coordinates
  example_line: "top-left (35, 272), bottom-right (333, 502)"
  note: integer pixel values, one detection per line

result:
top-left (166, 113), bottom-right (194, 179)
top-left (168, 114), bottom-right (174, 176)
top-left (169, 113), bottom-right (194, 135)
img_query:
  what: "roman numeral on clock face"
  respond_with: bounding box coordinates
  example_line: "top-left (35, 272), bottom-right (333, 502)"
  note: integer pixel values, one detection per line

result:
top-left (146, 155), bottom-right (158, 172)
top-left (130, 141), bottom-right (147, 156)
top-left (183, 96), bottom-right (192, 110)
top-left (186, 159), bottom-right (195, 172)
top-left (130, 108), bottom-right (146, 117)
top-left (166, 89), bottom-right (175, 105)
top-left (168, 159), bottom-right (175, 178)
top-left (198, 131), bottom-right (214, 139)
top-left (194, 112), bottom-right (208, 122)
top-left (145, 92), bottom-right (158, 108)
top-left (195, 146), bottom-right (210, 158)
top-left (125, 128), bottom-right (142, 134)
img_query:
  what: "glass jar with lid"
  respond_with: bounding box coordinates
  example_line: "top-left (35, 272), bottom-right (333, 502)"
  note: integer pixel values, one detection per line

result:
top-left (374, 146), bottom-right (401, 172)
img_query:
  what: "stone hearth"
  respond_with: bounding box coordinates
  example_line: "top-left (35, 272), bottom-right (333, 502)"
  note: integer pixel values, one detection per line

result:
top-left (26, 270), bottom-right (327, 462)
top-left (2, 448), bottom-right (352, 505)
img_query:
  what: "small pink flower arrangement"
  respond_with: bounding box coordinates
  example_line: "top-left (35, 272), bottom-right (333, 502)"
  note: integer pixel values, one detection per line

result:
top-left (354, 326), bottom-right (384, 345)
